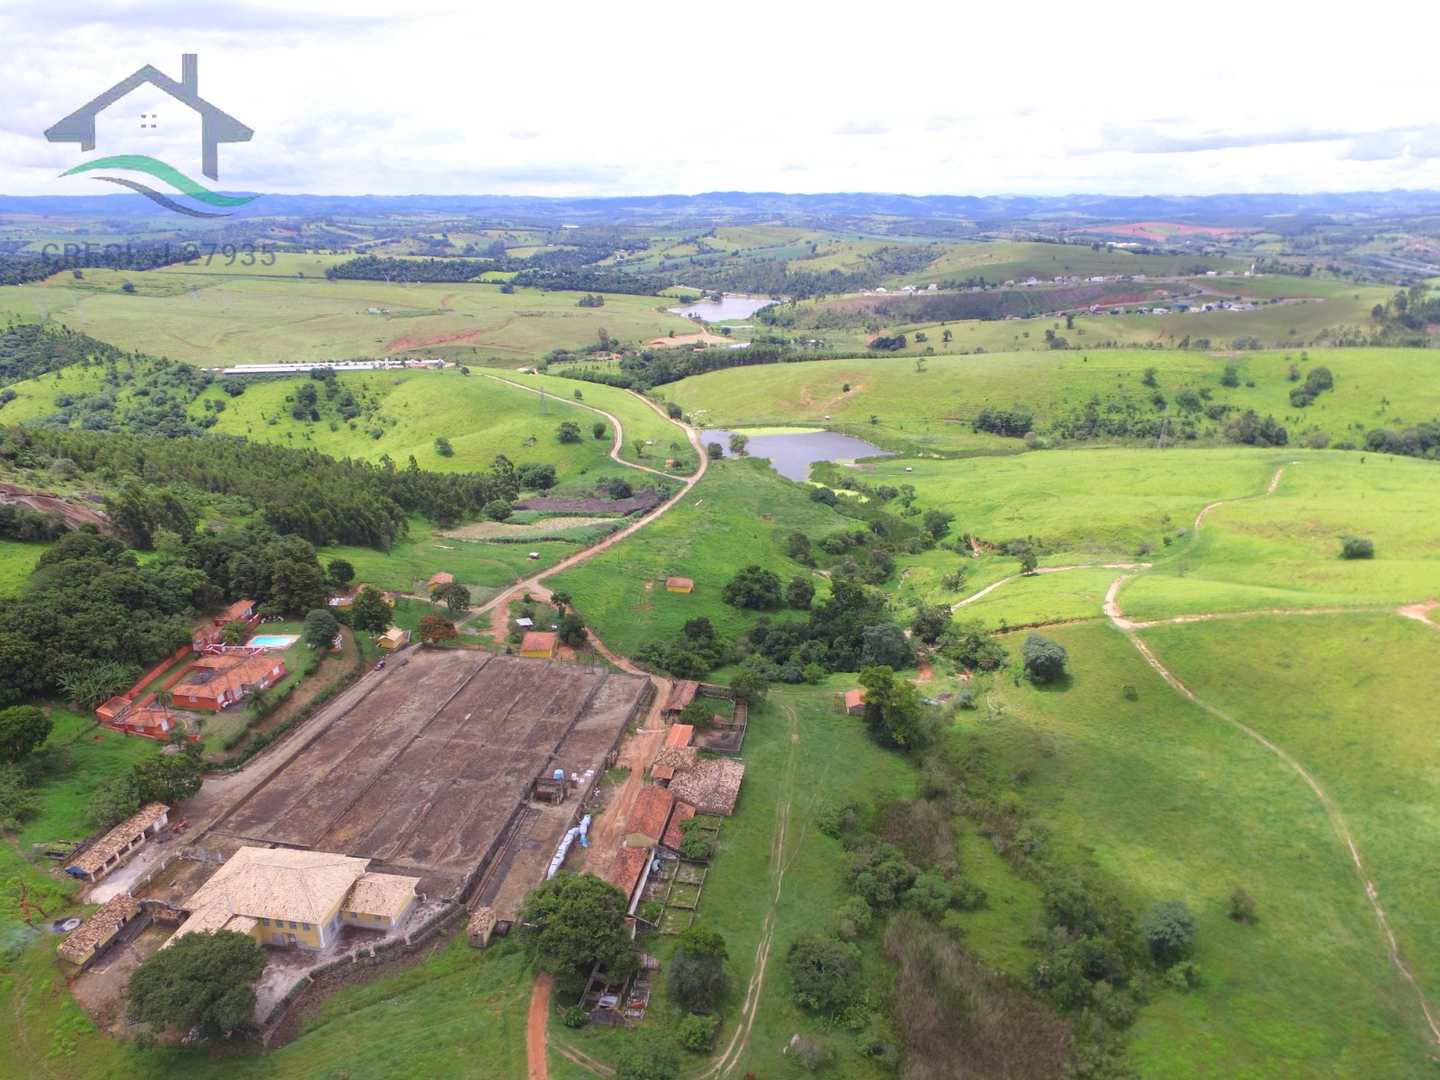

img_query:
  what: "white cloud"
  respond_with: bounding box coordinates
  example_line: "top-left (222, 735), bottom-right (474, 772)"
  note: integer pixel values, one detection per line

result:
top-left (3, 0), bottom-right (1440, 198)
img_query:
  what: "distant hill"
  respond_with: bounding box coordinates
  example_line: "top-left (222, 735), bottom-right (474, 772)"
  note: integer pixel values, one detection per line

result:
top-left (5, 189), bottom-right (1440, 226)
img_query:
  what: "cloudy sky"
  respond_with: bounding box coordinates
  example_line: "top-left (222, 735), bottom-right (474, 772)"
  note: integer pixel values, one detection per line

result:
top-left (3, 0), bottom-right (1439, 199)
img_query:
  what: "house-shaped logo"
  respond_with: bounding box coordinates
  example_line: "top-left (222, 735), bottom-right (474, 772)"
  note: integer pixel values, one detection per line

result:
top-left (45, 54), bottom-right (258, 217)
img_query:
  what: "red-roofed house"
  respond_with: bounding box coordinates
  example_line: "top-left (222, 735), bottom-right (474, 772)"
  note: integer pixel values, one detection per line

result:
top-left (665, 724), bottom-right (694, 749)
top-left (194, 599), bottom-right (259, 648)
top-left (172, 654), bottom-right (286, 711)
top-left (666, 577), bottom-right (694, 594)
top-left (661, 680), bottom-right (699, 718)
top-left (844, 688), bottom-right (867, 716)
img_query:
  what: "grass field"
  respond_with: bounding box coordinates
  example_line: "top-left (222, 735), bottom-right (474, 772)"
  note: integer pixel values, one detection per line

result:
top-left (958, 622), bottom-right (1436, 1077)
top-left (0, 539), bottom-right (47, 596)
top-left (0, 270), bottom-right (696, 366)
top-left (892, 240), bottom-right (1247, 285)
top-left (665, 348), bottom-right (1440, 454)
top-left (1120, 452), bottom-right (1440, 619)
top-left (548, 458), bottom-right (852, 656)
top-left (487, 370), bottom-right (699, 474)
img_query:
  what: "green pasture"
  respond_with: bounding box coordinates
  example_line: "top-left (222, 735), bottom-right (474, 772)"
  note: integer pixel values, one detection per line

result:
top-left (197, 369), bottom-right (626, 477)
top-left (0, 270), bottom-right (695, 366)
top-left (0, 539), bottom-right (48, 596)
top-left (548, 458), bottom-right (851, 656)
top-left (1120, 452), bottom-right (1440, 619)
top-left (318, 518), bottom-right (582, 598)
top-left (492, 369), bottom-right (699, 474)
top-left (666, 348), bottom-right (1440, 454)
top-left (1136, 614), bottom-right (1440, 1064)
top-left (959, 622), bottom-right (1435, 1077)
top-left (892, 240), bottom-right (1246, 285)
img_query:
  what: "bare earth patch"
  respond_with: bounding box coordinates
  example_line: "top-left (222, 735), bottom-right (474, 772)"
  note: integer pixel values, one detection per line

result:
top-left (441, 516), bottom-right (612, 540)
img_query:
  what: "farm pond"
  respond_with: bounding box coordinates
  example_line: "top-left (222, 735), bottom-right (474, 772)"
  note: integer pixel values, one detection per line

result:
top-left (702, 428), bottom-right (894, 481)
top-left (667, 294), bottom-right (775, 322)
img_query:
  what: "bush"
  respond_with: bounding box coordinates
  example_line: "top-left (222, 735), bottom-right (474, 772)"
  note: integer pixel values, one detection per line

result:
top-left (614, 1031), bottom-right (682, 1080)
top-left (905, 872), bottom-right (954, 918)
top-left (1022, 634), bottom-right (1068, 684)
top-left (668, 926), bottom-right (728, 1013)
top-left (786, 935), bottom-right (861, 1014)
top-left (1227, 887), bottom-right (1257, 924)
top-left (1165, 962), bottom-right (1202, 991)
top-left (679, 835), bottom-right (713, 862)
top-left (722, 565), bottom-right (782, 610)
top-left (1141, 900), bottom-right (1197, 965)
top-left (832, 896), bottom-right (874, 940)
top-left (677, 1012), bottom-right (718, 1053)
top-left (1339, 535), bottom-right (1374, 560)
top-left (560, 1005), bottom-right (587, 1028)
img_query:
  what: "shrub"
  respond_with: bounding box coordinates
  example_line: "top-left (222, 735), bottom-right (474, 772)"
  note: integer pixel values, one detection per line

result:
top-left (790, 1034), bottom-right (833, 1072)
top-left (560, 1005), bottom-right (587, 1028)
top-left (786, 935), bottom-right (861, 1013)
top-left (679, 835), bottom-right (713, 862)
top-left (722, 565), bottom-right (782, 610)
top-left (1141, 900), bottom-right (1197, 965)
top-left (832, 896), bottom-right (874, 940)
top-left (677, 1012), bottom-right (718, 1053)
top-left (1339, 535), bottom-right (1374, 560)
top-left (785, 575), bottom-right (815, 610)
top-left (1022, 634), bottom-right (1068, 684)
top-left (1165, 962), bottom-right (1202, 991)
top-left (905, 872), bottom-right (954, 918)
top-left (614, 1030), bottom-right (681, 1080)
top-left (1228, 887), bottom-right (1257, 924)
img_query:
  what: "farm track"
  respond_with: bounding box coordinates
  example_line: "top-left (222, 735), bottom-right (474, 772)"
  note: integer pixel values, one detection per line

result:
top-left (949, 459), bottom-right (1440, 1050)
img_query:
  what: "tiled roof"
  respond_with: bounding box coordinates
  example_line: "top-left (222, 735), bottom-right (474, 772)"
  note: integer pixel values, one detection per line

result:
top-left (521, 631), bottom-right (558, 653)
top-left (58, 894), bottom-right (141, 963)
top-left (346, 872), bottom-right (417, 920)
top-left (625, 785), bottom-right (675, 844)
top-left (69, 803), bottom-right (169, 875)
top-left (181, 846), bottom-right (370, 926)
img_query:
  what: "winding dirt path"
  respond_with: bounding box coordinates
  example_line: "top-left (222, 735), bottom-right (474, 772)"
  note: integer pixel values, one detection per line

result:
top-left (1193, 463), bottom-right (1289, 531)
top-left (955, 460), bottom-right (1440, 1049)
top-left (527, 972), bottom-right (553, 1080)
top-left (951, 562), bottom-right (1151, 612)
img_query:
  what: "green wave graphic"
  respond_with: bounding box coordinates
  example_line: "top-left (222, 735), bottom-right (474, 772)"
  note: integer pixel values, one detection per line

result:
top-left (60, 155), bottom-right (257, 208)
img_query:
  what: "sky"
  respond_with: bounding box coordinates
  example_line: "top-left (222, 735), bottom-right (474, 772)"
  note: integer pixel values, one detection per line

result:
top-left (3, 0), bottom-right (1440, 200)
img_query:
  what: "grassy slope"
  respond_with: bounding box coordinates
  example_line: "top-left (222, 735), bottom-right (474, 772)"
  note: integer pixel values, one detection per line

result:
top-left (196, 369), bottom-right (624, 477)
top-left (547, 458), bottom-right (853, 656)
top-left (665, 348), bottom-right (1440, 454)
top-left (1135, 615), bottom-right (1440, 1070)
top-left (491, 369), bottom-right (699, 474)
top-left (1121, 453), bottom-right (1440, 618)
top-left (962, 622), bottom-right (1433, 1077)
top-left (0, 271), bottom-right (696, 366)
top-left (0, 539), bottom-right (47, 596)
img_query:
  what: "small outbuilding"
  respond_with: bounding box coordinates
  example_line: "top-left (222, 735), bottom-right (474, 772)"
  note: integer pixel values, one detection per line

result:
top-left (57, 894), bottom-right (143, 968)
top-left (66, 803), bottom-right (170, 883)
top-left (844, 688), bottom-right (867, 717)
top-left (377, 626), bottom-right (410, 651)
top-left (665, 577), bottom-right (695, 594)
top-left (624, 785), bottom-right (677, 849)
top-left (661, 680), bottom-right (700, 719)
top-left (520, 631), bottom-right (558, 659)
top-left (427, 571), bottom-right (454, 591)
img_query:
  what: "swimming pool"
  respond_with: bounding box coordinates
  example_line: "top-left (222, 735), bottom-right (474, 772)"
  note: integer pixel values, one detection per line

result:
top-left (248, 634), bottom-right (299, 650)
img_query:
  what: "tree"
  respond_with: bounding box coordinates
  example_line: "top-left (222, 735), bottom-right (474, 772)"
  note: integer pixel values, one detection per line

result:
top-left (722, 565), bottom-right (782, 610)
top-left (859, 665), bottom-right (928, 749)
top-left (921, 509), bottom-right (953, 540)
top-left (418, 613), bottom-right (458, 645)
top-left (938, 620), bottom-right (1007, 672)
top-left (350, 586), bottom-right (392, 634)
top-left (133, 750), bottom-right (204, 804)
top-left (550, 591), bottom-right (572, 610)
top-left (785, 575), bottom-right (815, 610)
top-left (730, 655), bottom-right (770, 704)
top-left (0, 764), bottom-right (38, 831)
top-left (433, 436), bottom-right (454, 457)
top-left (906, 872), bottom-right (954, 918)
top-left (1219, 365), bottom-right (1240, 388)
top-left (1228, 888), bottom-right (1257, 924)
top-left (127, 930), bottom-right (267, 1038)
top-left (728, 432), bottom-right (749, 456)
top-left (327, 558), bottom-right (355, 587)
top-left (911, 604), bottom-right (951, 645)
top-left (592, 421), bottom-right (607, 440)
top-left (434, 581), bottom-right (472, 614)
top-left (786, 531), bottom-right (813, 565)
top-left (520, 873), bottom-right (632, 974)
top-left (678, 699), bottom-right (718, 729)
top-left (265, 535), bottom-right (328, 614)
top-left (484, 498), bottom-right (513, 521)
top-left (706, 442), bottom-right (724, 460)
top-left (1022, 634), bottom-right (1068, 684)
top-left (556, 421), bottom-right (582, 444)
top-left (518, 463), bottom-right (557, 490)
top-left (1141, 901), bottom-right (1197, 965)
top-left (668, 925), bottom-right (729, 1013)
top-left (557, 612), bottom-right (587, 648)
top-left (786, 935), bottom-right (860, 1014)
top-left (302, 608), bottom-right (339, 650)
top-left (91, 775), bottom-right (142, 828)
top-left (0, 705), bottom-right (50, 763)
top-left (1340, 536), bottom-right (1374, 560)
top-left (860, 623), bottom-right (913, 669)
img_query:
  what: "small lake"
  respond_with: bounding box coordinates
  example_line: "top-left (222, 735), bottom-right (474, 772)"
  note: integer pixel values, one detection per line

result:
top-left (702, 428), bottom-right (894, 482)
top-left (667, 295), bottom-right (775, 322)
